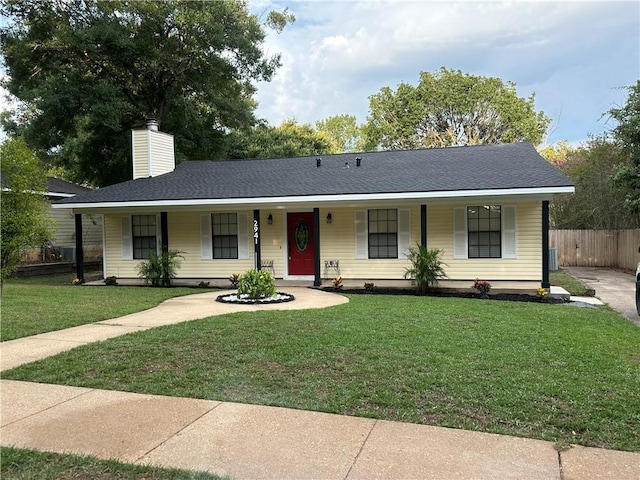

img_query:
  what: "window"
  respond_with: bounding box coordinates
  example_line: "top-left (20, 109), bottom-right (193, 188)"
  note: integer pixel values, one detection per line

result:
top-left (132, 215), bottom-right (157, 259)
top-left (212, 213), bottom-right (238, 259)
top-left (368, 209), bottom-right (398, 259)
top-left (467, 205), bottom-right (501, 258)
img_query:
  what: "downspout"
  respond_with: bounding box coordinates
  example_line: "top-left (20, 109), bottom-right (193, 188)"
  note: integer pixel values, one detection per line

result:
top-left (313, 208), bottom-right (321, 286)
top-left (542, 201), bottom-right (550, 289)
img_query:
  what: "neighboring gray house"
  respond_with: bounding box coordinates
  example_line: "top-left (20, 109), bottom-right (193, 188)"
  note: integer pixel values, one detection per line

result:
top-left (31, 178), bottom-right (103, 263)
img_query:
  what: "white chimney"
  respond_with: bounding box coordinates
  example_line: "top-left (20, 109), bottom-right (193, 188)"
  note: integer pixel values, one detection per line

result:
top-left (131, 120), bottom-right (175, 179)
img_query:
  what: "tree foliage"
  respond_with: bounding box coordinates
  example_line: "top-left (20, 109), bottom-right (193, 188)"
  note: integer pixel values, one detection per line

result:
top-left (0, 0), bottom-right (293, 186)
top-left (315, 114), bottom-right (363, 153)
top-left (226, 119), bottom-right (337, 159)
top-left (1, 137), bottom-right (54, 285)
top-left (610, 80), bottom-right (640, 213)
top-left (543, 138), bottom-right (640, 230)
top-left (363, 67), bottom-right (550, 151)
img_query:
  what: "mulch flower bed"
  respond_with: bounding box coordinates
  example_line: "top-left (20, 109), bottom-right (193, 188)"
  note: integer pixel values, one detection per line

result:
top-left (319, 287), bottom-right (566, 304)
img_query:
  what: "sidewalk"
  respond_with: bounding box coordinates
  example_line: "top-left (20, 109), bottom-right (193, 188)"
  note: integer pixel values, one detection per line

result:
top-left (2, 287), bottom-right (639, 479)
top-left (3, 379), bottom-right (639, 480)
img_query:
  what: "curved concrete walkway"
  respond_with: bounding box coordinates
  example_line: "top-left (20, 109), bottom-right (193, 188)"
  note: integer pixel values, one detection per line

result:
top-left (2, 287), bottom-right (639, 479)
top-left (0, 288), bottom-right (348, 372)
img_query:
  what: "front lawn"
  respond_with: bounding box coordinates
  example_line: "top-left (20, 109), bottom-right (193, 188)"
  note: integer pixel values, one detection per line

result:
top-left (1, 275), bottom-right (199, 341)
top-left (4, 294), bottom-right (639, 452)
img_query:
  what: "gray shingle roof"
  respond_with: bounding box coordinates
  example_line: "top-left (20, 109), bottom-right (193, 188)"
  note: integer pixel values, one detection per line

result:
top-left (56, 143), bottom-right (573, 205)
top-left (47, 177), bottom-right (91, 196)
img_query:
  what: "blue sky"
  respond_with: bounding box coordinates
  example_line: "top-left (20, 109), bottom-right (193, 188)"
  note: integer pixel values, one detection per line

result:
top-left (250, 0), bottom-right (640, 146)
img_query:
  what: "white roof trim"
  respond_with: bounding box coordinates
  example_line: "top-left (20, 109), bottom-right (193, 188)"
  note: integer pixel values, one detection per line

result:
top-left (2, 187), bottom-right (76, 197)
top-left (46, 192), bottom-right (76, 198)
top-left (53, 186), bottom-right (575, 210)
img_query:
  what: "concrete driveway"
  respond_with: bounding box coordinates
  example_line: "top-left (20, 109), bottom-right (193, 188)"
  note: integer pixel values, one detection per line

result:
top-left (562, 267), bottom-right (639, 326)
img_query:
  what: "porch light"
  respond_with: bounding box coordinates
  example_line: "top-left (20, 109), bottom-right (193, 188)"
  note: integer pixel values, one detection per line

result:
top-left (267, 213), bottom-right (273, 225)
top-left (326, 212), bottom-right (332, 224)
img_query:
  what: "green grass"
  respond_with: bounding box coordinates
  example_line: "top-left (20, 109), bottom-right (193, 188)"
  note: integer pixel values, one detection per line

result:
top-left (549, 269), bottom-right (590, 296)
top-left (0, 275), bottom-right (200, 341)
top-left (5, 294), bottom-right (639, 452)
top-left (0, 447), bottom-right (224, 479)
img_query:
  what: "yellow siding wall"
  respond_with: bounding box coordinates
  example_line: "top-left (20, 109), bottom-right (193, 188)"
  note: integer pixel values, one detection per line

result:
top-left (131, 130), bottom-right (174, 180)
top-left (104, 202), bottom-right (542, 281)
top-left (131, 131), bottom-right (149, 179)
top-left (427, 202), bottom-right (541, 281)
top-left (104, 212), bottom-right (254, 278)
top-left (318, 206), bottom-right (420, 279)
top-left (259, 210), bottom-right (286, 278)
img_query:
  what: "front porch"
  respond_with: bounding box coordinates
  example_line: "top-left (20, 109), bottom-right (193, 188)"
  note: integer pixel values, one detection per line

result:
top-left (83, 276), bottom-right (541, 295)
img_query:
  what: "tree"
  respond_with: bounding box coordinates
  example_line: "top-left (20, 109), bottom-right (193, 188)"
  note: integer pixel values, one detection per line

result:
top-left (315, 114), bottom-right (362, 153)
top-left (538, 141), bottom-right (577, 168)
top-left (0, 0), bottom-right (294, 186)
top-left (610, 80), bottom-right (640, 213)
top-left (363, 67), bottom-right (550, 151)
top-left (544, 137), bottom-right (640, 230)
top-left (227, 119), bottom-right (337, 159)
top-left (1, 137), bottom-right (54, 287)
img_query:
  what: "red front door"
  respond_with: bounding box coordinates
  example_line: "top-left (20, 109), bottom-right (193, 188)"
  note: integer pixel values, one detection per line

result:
top-left (287, 212), bottom-right (315, 275)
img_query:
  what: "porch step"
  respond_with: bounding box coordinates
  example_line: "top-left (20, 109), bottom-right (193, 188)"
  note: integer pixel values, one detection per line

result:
top-left (549, 286), bottom-right (570, 302)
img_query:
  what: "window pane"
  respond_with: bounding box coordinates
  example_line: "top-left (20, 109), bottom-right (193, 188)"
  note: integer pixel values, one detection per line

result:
top-left (467, 205), bottom-right (501, 258)
top-left (368, 210), bottom-right (398, 258)
top-left (212, 213), bottom-right (239, 259)
top-left (132, 215), bottom-right (157, 259)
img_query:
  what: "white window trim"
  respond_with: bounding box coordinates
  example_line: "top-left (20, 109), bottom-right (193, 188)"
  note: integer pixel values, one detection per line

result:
top-left (122, 214), bottom-right (160, 260)
top-left (201, 212), bottom-right (249, 260)
top-left (355, 208), bottom-right (410, 260)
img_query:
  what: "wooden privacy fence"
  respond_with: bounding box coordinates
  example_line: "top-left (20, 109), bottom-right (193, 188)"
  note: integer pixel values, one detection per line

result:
top-left (550, 229), bottom-right (640, 271)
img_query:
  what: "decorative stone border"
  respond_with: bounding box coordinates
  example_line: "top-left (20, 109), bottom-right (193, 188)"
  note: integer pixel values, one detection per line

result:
top-left (216, 292), bottom-right (295, 305)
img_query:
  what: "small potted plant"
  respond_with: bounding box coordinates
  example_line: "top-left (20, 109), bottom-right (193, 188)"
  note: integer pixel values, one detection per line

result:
top-left (229, 273), bottom-right (240, 288)
top-left (331, 276), bottom-right (343, 291)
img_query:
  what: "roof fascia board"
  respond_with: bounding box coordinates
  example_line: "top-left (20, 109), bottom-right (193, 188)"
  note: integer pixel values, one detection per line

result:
top-left (3, 187), bottom-right (76, 197)
top-left (53, 186), bottom-right (575, 210)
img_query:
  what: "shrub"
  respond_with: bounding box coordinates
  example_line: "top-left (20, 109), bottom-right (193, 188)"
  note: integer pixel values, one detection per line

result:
top-left (229, 273), bottom-right (240, 287)
top-left (404, 244), bottom-right (447, 292)
top-left (331, 276), bottom-right (343, 290)
top-left (136, 250), bottom-right (184, 287)
top-left (103, 276), bottom-right (118, 286)
top-left (364, 282), bottom-right (375, 291)
top-left (536, 286), bottom-right (549, 300)
top-left (237, 269), bottom-right (276, 299)
top-left (472, 279), bottom-right (491, 297)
